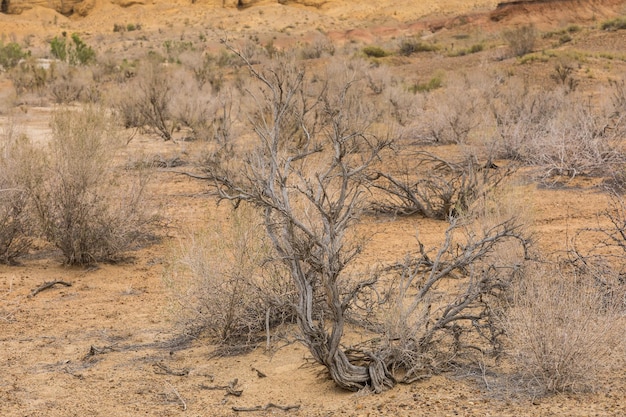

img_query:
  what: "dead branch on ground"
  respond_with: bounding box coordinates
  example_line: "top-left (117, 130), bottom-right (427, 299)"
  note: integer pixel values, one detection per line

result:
top-left (29, 280), bottom-right (72, 297)
top-left (232, 403), bottom-right (301, 412)
top-left (82, 344), bottom-right (118, 361)
top-left (199, 378), bottom-right (242, 396)
top-left (165, 382), bottom-right (187, 411)
top-left (153, 362), bottom-right (190, 376)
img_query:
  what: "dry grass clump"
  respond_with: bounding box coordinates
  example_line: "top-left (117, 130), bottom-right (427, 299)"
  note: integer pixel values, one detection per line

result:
top-left (503, 265), bottom-right (625, 395)
top-left (29, 106), bottom-right (152, 265)
top-left (163, 207), bottom-right (296, 354)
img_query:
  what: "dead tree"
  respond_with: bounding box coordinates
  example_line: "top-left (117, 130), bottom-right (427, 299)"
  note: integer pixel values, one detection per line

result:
top-left (206, 47), bottom-right (395, 392)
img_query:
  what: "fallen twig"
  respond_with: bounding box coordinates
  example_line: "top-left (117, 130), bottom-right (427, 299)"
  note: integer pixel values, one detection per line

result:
top-left (160, 169), bottom-right (209, 180)
top-left (232, 403), bottom-right (301, 412)
top-left (83, 345), bottom-right (118, 361)
top-left (165, 382), bottom-right (187, 411)
top-left (153, 362), bottom-right (190, 376)
top-left (199, 378), bottom-right (242, 396)
top-left (29, 280), bottom-right (72, 297)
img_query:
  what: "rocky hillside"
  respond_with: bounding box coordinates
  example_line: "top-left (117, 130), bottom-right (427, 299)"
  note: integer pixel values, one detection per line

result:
top-left (1, 0), bottom-right (500, 18)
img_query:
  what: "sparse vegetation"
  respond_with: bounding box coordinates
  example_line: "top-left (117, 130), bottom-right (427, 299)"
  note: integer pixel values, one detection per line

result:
top-left (3, 2), bottom-right (626, 412)
top-left (503, 24), bottom-right (537, 57)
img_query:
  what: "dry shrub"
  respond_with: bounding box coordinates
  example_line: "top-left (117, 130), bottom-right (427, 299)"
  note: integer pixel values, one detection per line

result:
top-left (419, 74), bottom-right (484, 144)
top-left (370, 151), bottom-right (513, 220)
top-left (487, 77), bottom-right (561, 161)
top-left (163, 206), bottom-right (296, 354)
top-left (30, 106), bottom-right (151, 265)
top-left (487, 76), bottom-right (625, 183)
top-left (374, 210), bottom-right (529, 382)
top-left (111, 59), bottom-right (175, 140)
top-left (504, 265), bottom-right (625, 395)
top-left (531, 97), bottom-right (625, 183)
top-left (49, 63), bottom-right (98, 104)
top-left (7, 58), bottom-right (51, 98)
top-left (503, 25), bottom-right (537, 57)
top-left (0, 123), bottom-right (41, 263)
top-left (169, 66), bottom-right (241, 143)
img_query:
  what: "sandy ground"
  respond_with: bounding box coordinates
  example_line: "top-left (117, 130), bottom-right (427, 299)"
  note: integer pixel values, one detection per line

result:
top-left (2, 1), bottom-right (626, 416)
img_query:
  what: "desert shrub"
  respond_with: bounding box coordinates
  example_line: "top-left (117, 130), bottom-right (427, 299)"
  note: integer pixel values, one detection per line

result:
top-left (409, 72), bottom-right (444, 93)
top-left (30, 106), bottom-right (151, 265)
top-left (170, 67), bottom-right (241, 143)
top-left (398, 38), bottom-right (438, 56)
top-left (370, 151), bottom-right (513, 219)
top-left (163, 206), bottom-right (296, 353)
top-left (49, 63), bottom-right (93, 104)
top-left (112, 59), bottom-right (175, 140)
top-left (50, 33), bottom-right (96, 65)
top-left (178, 51), bottom-right (225, 91)
top-left (7, 58), bottom-right (51, 96)
top-left (486, 75), bottom-right (625, 183)
top-left (504, 265), bottom-right (625, 395)
top-left (487, 77), bottom-right (562, 160)
top-left (202, 47), bottom-right (531, 392)
top-left (532, 94), bottom-right (624, 183)
top-left (362, 45), bottom-right (390, 58)
top-left (299, 38), bottom-right (335, 60)
top-left (0, 124), bottom-right (41, 264)
top-left (375, 213), bottom-right (528, 381)
top-left (163, 39), bottom-right (194, 63)
top-left (601, 17), bottom-right (626, 31)
top-left (503, 25), bottom-right (537, 57)
top-left (449, 43), bottom-right (484, 57)
top-left (419, 75), bottom-right (483, 144)
top-left (0, 41), bottom-right (29, 71)
top-left (550, 62), bottom-right (578, 92)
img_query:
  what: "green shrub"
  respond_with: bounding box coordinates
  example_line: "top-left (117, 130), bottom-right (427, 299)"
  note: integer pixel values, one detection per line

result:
top-left (559, 34), bottom-right (572, 44)
top-left (50, 33), bottom-right (95, 65)
top-left (410, 72), bottom-right (444, 93)
top-left (0, 41), bottom-right (30, 70)
top-left (362, 45), bottom-right (389, 58)
top-left (50, 36), bottom-right (67, 61)
top-left (449, 43), bottom-right (484, 57)
top-left (398, 39), bottom-right (438, 56)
